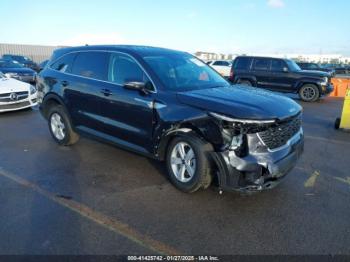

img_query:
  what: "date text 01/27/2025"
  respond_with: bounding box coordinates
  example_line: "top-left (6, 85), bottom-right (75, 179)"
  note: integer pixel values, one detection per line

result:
top-left (127, 255), bottom-right (219, 261)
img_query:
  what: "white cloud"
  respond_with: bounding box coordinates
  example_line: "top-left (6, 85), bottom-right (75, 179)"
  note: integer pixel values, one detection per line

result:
top-left (61, 33), bottom-right (128, 46)
top-left (267, 0), bottom-right (285, 8)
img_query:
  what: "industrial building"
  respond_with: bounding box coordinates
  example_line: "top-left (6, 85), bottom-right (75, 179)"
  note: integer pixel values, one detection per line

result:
top-left (0, 43), bottom-right (60, 63)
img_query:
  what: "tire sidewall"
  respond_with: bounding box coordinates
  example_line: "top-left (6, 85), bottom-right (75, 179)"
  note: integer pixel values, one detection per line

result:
top-left (48, 106), bottom-right (71, 145)
top-left (299, 84), bottom-right (320, 102)
top-left (166, 134), bottom-right (210, 192)
top-left (238, 79), bottom-right (252, 86)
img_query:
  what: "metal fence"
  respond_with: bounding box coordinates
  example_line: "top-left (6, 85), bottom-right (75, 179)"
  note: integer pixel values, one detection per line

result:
top-left (0, 43), bottom-right (61, 63)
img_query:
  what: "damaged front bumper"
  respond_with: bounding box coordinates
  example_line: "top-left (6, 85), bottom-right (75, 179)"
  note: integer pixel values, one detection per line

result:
top-left (211, 128), bottom-right (304, 193)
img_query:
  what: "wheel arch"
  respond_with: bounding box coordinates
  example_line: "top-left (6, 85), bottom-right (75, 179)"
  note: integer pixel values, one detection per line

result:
top-left (156, 122), bottom-right (210, 161)
top-left (235, 76), bottom-right (257, 86)
top-left (296, 81), bottom-right (321, 93)
top-left (41, 93), bottom-right (68, 119)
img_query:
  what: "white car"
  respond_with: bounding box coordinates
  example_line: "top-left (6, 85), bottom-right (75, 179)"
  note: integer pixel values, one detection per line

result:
top-left (0, 72), bottom-right (38, 113)
top-left (206, 60), bottom-right (232, 77)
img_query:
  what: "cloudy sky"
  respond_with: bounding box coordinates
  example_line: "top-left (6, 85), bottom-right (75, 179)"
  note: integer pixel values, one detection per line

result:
top-left (1, 0), bottom-right (349, 55)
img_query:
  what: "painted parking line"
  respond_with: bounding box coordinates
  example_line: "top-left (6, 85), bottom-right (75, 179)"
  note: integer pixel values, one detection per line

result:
top-left (305, 135), bottom-right (350, 146)
top-left (334, 176), bottom-right (350, 187)
top-left (304, 171), bottom-right (320, 188)
top-left (0, 168), bottom-right (180, 255)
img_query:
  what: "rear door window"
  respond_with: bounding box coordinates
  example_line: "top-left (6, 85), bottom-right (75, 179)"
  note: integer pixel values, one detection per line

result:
top-left (234, 57), bottom-right (252, 70)
top-left (253, 58), bottom-right (271, 71)
top-left (271, 59), bottom-right (286, 72)
top-left (71, 51), bottom-right (110, 81)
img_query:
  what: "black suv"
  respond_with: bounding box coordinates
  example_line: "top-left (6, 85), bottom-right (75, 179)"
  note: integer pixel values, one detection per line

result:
top-left (37, 46), bottom-right (304, 193)
top-left (230, 56), bottom-right (334, 102)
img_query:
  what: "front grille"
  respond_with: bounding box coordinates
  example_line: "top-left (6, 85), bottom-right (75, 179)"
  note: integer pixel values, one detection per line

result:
top-left (258, 114), bottom-right (302, 150)
top-left (0, 91), bottom-right (28, 102)
top-left (0, 101), bottom-right (30, 110)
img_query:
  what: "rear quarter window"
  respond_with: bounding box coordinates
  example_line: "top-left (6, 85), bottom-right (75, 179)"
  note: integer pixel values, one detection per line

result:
top-left (234, 57), bottom-right (252, 70)
top-left (50, 53), bottom-right (77, 73)
top-left (253, 58), bottom-right (271, 71)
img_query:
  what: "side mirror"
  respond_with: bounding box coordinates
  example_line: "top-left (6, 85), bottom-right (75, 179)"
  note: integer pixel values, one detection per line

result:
top-left (123, 81), bottom-right (148, 94)
top-left (282, 67), bottom-right (289, 73)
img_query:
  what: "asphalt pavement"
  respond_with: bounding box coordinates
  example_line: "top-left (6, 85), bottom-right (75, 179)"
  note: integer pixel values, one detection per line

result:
top-left (0, 97), bottom-right (349, 255)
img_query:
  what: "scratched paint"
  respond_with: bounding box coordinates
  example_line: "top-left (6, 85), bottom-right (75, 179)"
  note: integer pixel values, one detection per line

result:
top-left (304, 171), bottom-right (320, 188)
top-left (0, 168), bottom-right (180, 255)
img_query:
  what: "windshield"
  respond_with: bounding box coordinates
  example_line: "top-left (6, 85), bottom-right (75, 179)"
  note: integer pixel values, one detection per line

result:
top-left (286, 60), bottom-right (301, 71)
top-left (143, 54), bottom-right (230, 91)
top-left (15, 56), bottom-right (30, 62)
top-left (309, 63), bottom-right (319, 69)
top-left (0, 61), bottom-right (24, 68)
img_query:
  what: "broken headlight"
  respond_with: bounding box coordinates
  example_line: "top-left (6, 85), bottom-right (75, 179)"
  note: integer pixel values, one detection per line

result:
top-left (230, 134), bottom-right (243, 150)
top-left (209, 112), bottom-right (276, 157)
top-left (320, 77), bottom-right (328, 85)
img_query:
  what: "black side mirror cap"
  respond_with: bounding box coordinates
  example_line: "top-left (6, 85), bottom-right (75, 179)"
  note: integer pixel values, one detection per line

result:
top-left (123, 81), bottom-right (149, 94)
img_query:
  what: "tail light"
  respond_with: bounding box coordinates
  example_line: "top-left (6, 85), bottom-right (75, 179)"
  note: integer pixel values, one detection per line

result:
top-left (229, 68), bottom-right (234, 81)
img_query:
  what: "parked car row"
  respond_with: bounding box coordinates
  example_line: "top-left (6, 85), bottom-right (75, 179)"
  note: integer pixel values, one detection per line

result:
top-left (322, 64), bottom-right (350, 75)
top-left (206, 60), bottom-right (232, 77)
top-left (0, 72), bottom-right (37, 113)
top-left (0, 56), bottom-right (42, 113)
top-left (2, 54), bottom-right (40, 71)
top-left (296, 62), bottom-right (336, 76)
top-left (35, 45), bottom-right (304, 194)
top-left (0, 59), bottom-right (37, 84)
top-left (296, 62), bottom-right (350, 75)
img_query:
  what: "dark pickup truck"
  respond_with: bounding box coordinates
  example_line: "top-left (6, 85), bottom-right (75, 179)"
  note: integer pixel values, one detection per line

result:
top-left (229, 56), bottom-right (334, 102)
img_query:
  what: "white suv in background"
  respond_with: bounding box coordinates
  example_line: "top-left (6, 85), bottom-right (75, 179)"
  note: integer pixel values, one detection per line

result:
top-left (0, 72), bottom-right (37, 113)
top-left (206, 60), bottom-right (232, 77)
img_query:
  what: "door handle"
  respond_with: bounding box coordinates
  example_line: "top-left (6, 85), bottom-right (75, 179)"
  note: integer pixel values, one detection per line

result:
top-left (101, 89), bottom-right (113, 96)
top-left (61, 80), bottom-right (69, 87)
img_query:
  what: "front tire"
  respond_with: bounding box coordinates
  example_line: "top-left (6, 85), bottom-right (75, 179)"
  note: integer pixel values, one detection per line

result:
top-left (299, 84), bottom-right (320, 102)
top-left (166, 134), bottom-right (213, 193)
top-left (48, 105), bottom-right (79, 146)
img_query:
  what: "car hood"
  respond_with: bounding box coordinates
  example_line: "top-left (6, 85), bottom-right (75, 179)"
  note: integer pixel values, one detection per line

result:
top-left (176, 85), bottom-right (302, 120)
top-left (0, 77), bottom-right (30, 93)
top-left (0, 67), bottom-right (36, 74)
top-left (297, 70), bottom-right (330, 77)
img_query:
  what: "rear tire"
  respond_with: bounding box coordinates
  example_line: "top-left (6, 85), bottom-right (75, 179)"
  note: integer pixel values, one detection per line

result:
top-left (299, 84), bottom-right (320, 102)
top-left (237, 79), bottom-right (252, 86)
top-left (48, 105), bottom-right (79, 146)
top-left (166, 134), bottom-right (213, 193)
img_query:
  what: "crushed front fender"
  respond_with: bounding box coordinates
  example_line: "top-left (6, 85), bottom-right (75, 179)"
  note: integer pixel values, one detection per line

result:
top-left (211, 130), bottom-right (304, 193)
